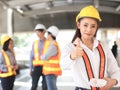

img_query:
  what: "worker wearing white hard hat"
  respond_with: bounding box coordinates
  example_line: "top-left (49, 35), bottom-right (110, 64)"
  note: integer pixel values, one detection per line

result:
top-left (34, 23), bottom-right (46, 31)
top-left (30, 23), bottom-right (47, 90)
top-left (47, 25), bottom-right (59, 38)
top-left (41, 25), bottom-right (62, 90)
top-left (0, 35), bottom-right (18, 90)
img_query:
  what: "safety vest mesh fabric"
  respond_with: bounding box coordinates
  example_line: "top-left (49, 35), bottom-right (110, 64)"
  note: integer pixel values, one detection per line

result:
top-left (0, 50), bottom-right (16, 78)
top-left (82, 43), bottom-right (105, 90)
top-left (33, 40), bottom-right (50, 66)
top-left (43, 41), bottom-right (62, 76)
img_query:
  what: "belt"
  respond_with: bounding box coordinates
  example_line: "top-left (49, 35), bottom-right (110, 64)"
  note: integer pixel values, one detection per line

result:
top-left (75, 87), bottom-right (90, 90)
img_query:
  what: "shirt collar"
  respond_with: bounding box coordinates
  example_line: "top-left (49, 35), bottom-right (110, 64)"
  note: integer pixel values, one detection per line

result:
top-left (39, 37), bottom-right (46, 42)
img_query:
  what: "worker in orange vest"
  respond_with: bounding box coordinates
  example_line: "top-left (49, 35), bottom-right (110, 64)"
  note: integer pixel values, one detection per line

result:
top-left (41, 26), bottom-right (62, 90)
top-left (60, 5), bottom-right (120, 90)
top-left (30, 24), bottom-right (48, 90)
top-left (0, 35), bottom-right (18, 90)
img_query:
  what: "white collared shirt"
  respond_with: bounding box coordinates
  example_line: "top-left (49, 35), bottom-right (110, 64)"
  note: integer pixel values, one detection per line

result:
top-left (60, 38), bottom-right (120, 89)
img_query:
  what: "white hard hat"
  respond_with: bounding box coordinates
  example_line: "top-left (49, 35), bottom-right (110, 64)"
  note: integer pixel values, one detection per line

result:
top-left (47, 26), bottom-right (59, 37)
top-left (34, 24), bottom-right (46, 30)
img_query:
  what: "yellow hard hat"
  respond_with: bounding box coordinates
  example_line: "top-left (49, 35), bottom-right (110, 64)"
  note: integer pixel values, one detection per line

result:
top-left (76, 5), bottom-right (102, 22)
top-left (1, 35), bottom-right (11, 46)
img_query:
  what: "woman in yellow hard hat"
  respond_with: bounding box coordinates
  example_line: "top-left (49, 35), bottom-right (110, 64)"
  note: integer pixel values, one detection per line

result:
top-left (60, 5), bottom-right (120, 90)
top-left (0, 35), bottom-right (18, 90)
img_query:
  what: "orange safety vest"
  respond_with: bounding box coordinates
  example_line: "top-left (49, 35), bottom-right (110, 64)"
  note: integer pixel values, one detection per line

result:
top-left (32, 39), bottom-right (50, 66)
top-left (82, 43), bottom-right (105, 90)
top-left (0, 50), bottom-right (16, 78)
top-left (43, 41), bottom-right (62, 76)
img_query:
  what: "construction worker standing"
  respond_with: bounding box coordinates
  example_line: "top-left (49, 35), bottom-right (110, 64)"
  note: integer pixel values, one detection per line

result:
top-left (0, 35), bottom-right (18, 90)
top-left (30, 24), bottom-right (48, 90)
top-left (41, 26), bottom-right (62, 90)
top-left (60, 5), bottom-right (120, 90)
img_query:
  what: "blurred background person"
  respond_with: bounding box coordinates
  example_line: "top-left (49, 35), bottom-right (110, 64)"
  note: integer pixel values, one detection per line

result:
top-left (29, 24), bottom-right (47, 90)
top-left (111, 41), bottom-right (118, 59)
top-left (41, 26), bottom-right (62, 90)
top-left (0, 35), bottom-right (18, 90)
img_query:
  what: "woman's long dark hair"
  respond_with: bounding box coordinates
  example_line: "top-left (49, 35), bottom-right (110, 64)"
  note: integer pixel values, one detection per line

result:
top-left (3, 39), bottom-right (11, 51)
top-left (72, 28), bottom-right (81, 43)
top-left (71, 17), bottom-right (100, 43)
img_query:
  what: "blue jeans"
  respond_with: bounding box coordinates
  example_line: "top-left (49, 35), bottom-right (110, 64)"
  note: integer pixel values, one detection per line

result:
top-left (1, 75), bottom-right (15, 90)
top-left (45, 74), bottom-right (57, 90)
top-left (31, 66), bottom-right (47, 90)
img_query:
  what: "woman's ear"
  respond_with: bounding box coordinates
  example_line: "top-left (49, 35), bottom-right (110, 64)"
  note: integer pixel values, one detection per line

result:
top-left (77, 21), bottom-right (80, 29)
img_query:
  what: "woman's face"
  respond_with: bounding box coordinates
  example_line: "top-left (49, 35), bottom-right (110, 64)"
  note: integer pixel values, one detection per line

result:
top-left (47, 32), bottom-right (52, 40)
top-left (8, 39), bottom-right (14, 50)
top-left (77, 18), bottom-right (98, 40)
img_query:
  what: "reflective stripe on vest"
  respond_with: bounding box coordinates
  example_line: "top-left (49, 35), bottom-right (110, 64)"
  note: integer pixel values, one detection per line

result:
top-left (0, 50), bottom-right (16, 78)
top-left (82, 43), bottom-right (105, 90)
top-left (43, 41), bottom-right (62, 76)
top-left (33, 40), bottom-right (49, 66)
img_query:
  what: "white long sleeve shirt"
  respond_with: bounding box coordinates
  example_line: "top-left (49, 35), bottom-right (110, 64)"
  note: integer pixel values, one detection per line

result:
top-left (60, 39), bottom-right (120, 89)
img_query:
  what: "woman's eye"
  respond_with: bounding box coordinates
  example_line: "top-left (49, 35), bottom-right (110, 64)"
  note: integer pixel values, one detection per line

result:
top-left (84, 24), bottom-right (88, 27)
top-left (91, 25), bottom-right (96, 28)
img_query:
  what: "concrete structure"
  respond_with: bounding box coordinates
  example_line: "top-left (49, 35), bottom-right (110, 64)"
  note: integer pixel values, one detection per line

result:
top-left (0, 1), bottom-right (120, 90)
top-left (0, 0), bottom-right (120, 33)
